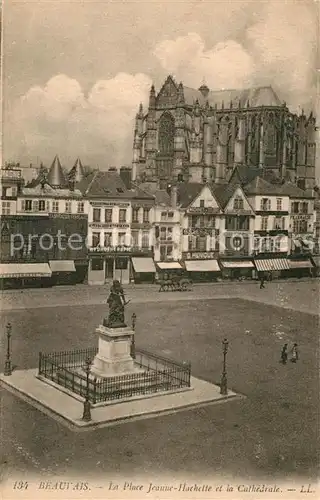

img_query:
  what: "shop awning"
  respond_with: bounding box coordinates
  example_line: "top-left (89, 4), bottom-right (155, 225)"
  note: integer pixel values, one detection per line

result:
top-left (220, 260), bottom-right (254, 269)
top-left (185, 260), bottom-right (220, 272)
top-left (131, 257), bottom-right (156, 273)
top-left (0, 263), bottom-right (52, 278)
top-left (301, 239), bottom-right (313, 248)
top-left (157, 262), bottom-right (183, 270)
top-left (254, 259), bottom-right (290, 272)
top-left (289, 259), bottom-right (313, 269)
top-left (49, 260), bottom-right (76, 272)
top-left (312, 256), bottom-right (320, 267)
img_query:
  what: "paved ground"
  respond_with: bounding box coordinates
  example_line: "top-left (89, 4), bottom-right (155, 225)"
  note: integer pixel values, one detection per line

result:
top-left (1, 279), bottom-right (319, 314)
top-left (0, 282), bottom-right (319, 485)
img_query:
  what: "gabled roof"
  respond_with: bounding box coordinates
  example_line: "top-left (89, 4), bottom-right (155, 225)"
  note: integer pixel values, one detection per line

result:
top-left (182, 85), bottom-right (282, 108)
top-left (244, 176), bottom-right (285, 196)
top-left (229, 165), bottom-right (264, 186)
top-left (212, 183), bottom-right (241, 209)
top-left (176, 183), bottom-right (205, 208)
top-left (47, 155), bottom-right (68, 188)
top-left (69, 158), bottom-right (85, 183)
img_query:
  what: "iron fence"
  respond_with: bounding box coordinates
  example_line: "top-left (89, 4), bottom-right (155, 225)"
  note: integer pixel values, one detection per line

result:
top-left (38, 347), bottom-right (191, 404)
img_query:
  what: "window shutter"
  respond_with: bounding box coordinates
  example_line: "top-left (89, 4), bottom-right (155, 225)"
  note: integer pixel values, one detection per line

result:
top-left (46, 201), bottom-right (50, 212)
top-left (32, 200), bottom-right (38, 212)
top-left (21, 199), bottom-right (25, 211)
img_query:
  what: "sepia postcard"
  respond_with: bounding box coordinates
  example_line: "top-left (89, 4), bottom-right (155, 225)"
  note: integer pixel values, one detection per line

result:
top-left (0, 0), bottom-right (319, 499)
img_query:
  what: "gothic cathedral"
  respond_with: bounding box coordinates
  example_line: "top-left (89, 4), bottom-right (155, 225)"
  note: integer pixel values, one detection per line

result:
top-left (132, 76), bottom-right (316, 189)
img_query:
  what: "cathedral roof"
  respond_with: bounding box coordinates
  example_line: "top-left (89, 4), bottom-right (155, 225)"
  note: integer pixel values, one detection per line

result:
top-left (47, 155), bottom-right (68, 188)
top-left (183, 85), bottom-right (282, 108)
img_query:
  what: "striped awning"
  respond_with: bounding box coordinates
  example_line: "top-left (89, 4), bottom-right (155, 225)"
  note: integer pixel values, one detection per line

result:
top-left (0, 263), bottom-right (52, 278)
top-left (220, 260), bottom-right (254, 269)
top-left (49, 260), bottom-right (76, 272)
top-left (185, 260), bottom-right (220, 272)
top-left (289, 259), bottom-right (313, 269)
top-left (293, 239), bottom-right (302, 248)
top-left (131, 257), bottom-right (156, 273)
top-left (157, 262), bottom-right (183, 270)
top-left (254, 259), bottom-right (290, 272)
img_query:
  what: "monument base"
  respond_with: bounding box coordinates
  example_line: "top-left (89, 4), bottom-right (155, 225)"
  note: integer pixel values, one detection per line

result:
top-left (91, 324), bottom-right (136, 378)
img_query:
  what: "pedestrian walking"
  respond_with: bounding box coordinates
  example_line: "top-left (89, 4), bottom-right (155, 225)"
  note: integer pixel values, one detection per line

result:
top-left (291, 343), bottom-right (299, 363)
top-left (260, 276), bottom-right (265, 289)
top-left (281, 344), bottom-right (288, 364)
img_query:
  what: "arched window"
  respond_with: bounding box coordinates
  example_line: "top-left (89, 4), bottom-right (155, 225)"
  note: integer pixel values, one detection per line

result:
top-left (158, 113), bottom-right (175, 155)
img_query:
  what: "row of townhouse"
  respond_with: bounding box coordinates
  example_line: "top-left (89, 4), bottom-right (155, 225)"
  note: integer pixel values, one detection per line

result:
top-left (0, 157), bottom-right (318, 288)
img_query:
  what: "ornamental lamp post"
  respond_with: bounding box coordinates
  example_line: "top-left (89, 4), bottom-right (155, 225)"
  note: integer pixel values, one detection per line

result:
top-left (82, 358), bottom-right (92, 422)
top-left (4, 323), bottom-right (12, 376)
top-left (220, 338), bottom-right (229, 395)
top-left (131, 313), bottom-right (137, 359)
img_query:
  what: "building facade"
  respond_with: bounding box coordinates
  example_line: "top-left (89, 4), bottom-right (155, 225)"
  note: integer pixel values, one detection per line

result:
top-left (132, 76), bottom-right (316, 190)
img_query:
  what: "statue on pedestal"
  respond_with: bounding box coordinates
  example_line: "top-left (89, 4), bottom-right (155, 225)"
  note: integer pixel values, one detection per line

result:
top-left (104, 280), bottom-right (130, 328)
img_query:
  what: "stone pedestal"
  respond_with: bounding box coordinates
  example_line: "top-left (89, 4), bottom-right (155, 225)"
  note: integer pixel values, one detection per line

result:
top-left (91, 325), bottom-right (136, 377)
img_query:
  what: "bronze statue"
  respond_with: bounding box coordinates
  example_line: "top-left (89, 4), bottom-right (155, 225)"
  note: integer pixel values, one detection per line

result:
top-left (104, 280), bottom-right (130, 328)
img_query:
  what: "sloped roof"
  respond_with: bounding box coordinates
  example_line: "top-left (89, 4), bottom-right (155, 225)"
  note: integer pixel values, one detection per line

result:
top-left (229, 165), bottom-right (264, 186)
top-left (22, 184), bottom-right (82, 198)
top-left (78, 171), bottom-right (153, 200)
top-left (47, 155), bottom-right (68, 188)
top-left (244, 176), bottom-right (285, 195)
top-left (212, 183), bottom-right (239, 209)
top-left (177, 183), bottom-right (205, 208)
top-left (155, 190), bottom-right (171, 206)
top-left (280, 183), bottom-right (314, 198)
top-left (183, 85), bottom-right (282, 108)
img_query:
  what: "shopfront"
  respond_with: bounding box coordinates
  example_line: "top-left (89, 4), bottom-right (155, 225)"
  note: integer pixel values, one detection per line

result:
top-left (0, 262), bottom-right (52, 289)
top-left (182, 252), bottom-right (221, 282)
top-left (156, 261), bottom-right (184, 280)
top-left (131, 257), bottom-right (156, 284)
top-left (88, 247), bottom-right (153, 285)
top-left (253, 257), bottom-right (290, 279)
top-left (287, 258), bottom-right (314, 278)
top-left (219, 260), bottom-right (254, 280)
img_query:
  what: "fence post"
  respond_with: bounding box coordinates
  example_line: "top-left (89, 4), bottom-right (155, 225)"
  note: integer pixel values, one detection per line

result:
top-left (4, 323), bottom-right (12, 376)
top-left (38, 352), bottom-right (42, 375)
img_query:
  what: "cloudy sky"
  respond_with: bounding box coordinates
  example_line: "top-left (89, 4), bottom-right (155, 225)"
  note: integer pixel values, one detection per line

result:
top-left (2, 0), bottom-right (318, 171)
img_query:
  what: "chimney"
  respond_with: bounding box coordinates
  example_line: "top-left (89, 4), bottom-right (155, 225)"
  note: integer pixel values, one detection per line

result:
top-left (170, 184), bottom-right (178, 208)
top-left (119, 167), bottom-right (132, 189)
top-left (108, 167), bottom-right (117, 172)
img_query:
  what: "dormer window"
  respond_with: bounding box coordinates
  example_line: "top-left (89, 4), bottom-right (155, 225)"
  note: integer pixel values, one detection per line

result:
top-left (116, 187), bottom-right (124, 193)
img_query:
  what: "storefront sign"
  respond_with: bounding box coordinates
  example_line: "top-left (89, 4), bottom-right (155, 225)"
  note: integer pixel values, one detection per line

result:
top-left (187, 207), bottom-right (219, 214)
top-left (49, 214), bottom-right (87, 220)
top-left (90, 202), bottom-right (130, 207)
top-left (183, 228), bottom-right (217, 236)
top-left (90, 246), bottom-right (151, 255)
top-left (291, 215), bottom-right (312, 220)
top-left (182, 251), bottom-right (217, 260)
top-left (90, 223), bottom-right (129, 229)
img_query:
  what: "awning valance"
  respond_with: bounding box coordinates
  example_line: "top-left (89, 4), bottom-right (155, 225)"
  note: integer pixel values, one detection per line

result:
top-left (157, 262), bottom-right (183, 270)
top-left (220, 260), bottom-right (254, 269)
top-left (49, 260), bottom-right (76, 272)
top-left (0, 263), bottom-right (52, 278)
top-left (289, 259), bottom-right (313, 269)
top-left (131, 257), bottom-right (156, 273)
top-left (254, 259), bottom-right (290, 272)
top-left (185, 260), bottom-right (220, 272)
